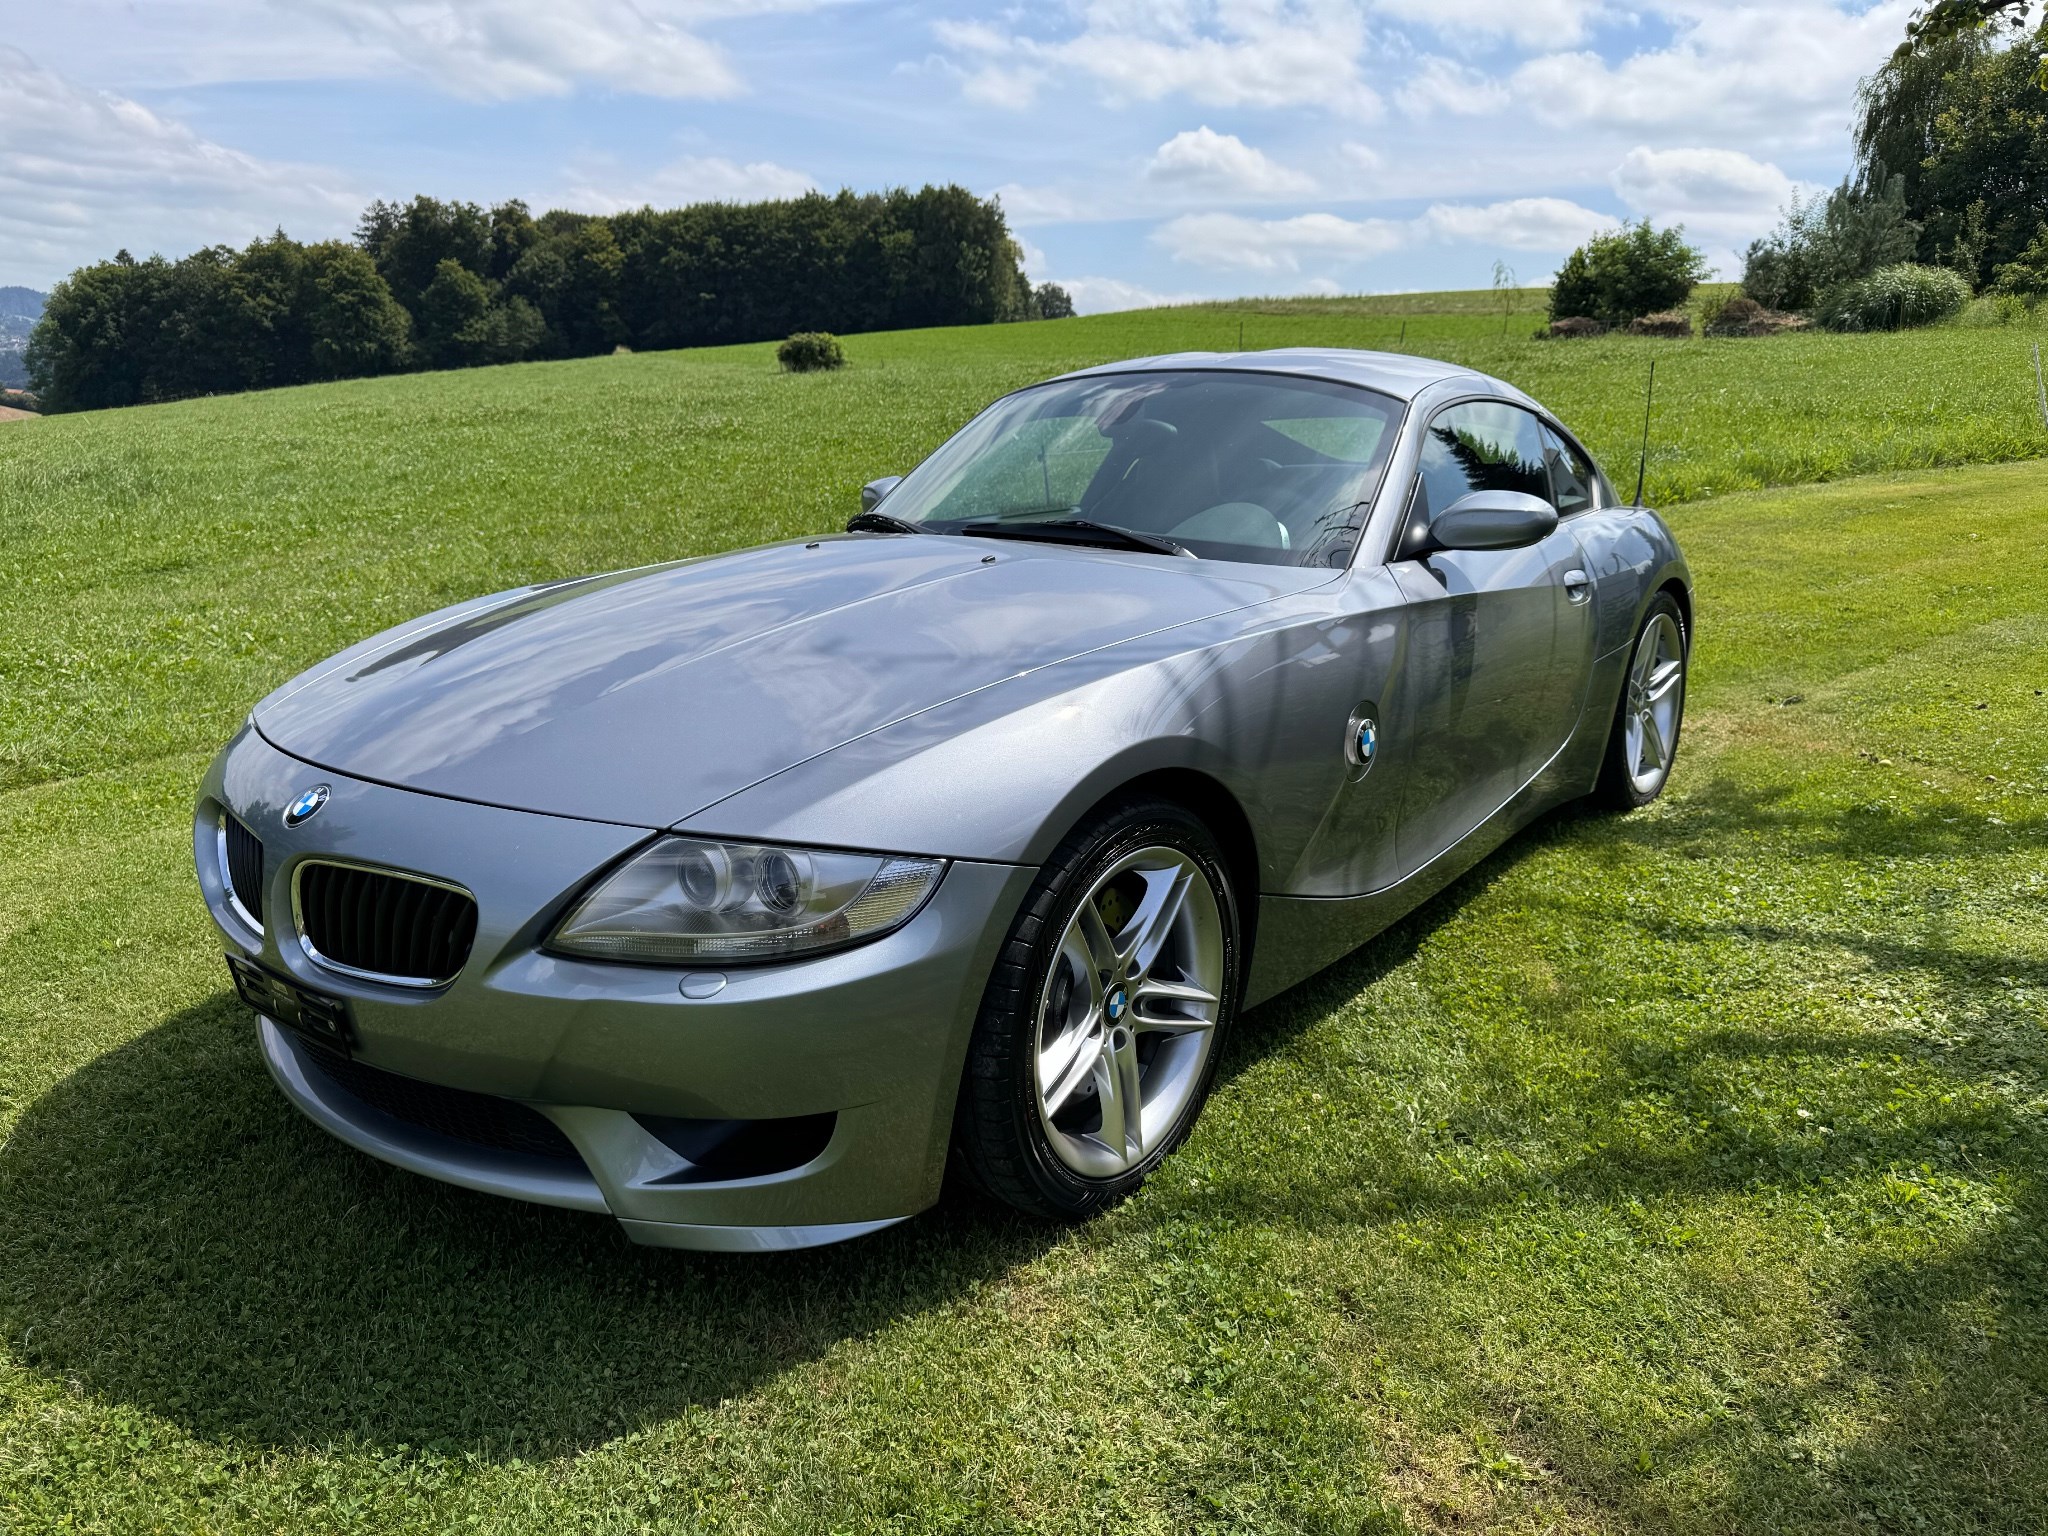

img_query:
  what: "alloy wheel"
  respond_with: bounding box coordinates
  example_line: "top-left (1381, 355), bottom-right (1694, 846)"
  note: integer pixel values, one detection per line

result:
top-left (1032, 847), bottom-right (1224, 1179)
top-left (1623, 610), bottom-right (1686, 796)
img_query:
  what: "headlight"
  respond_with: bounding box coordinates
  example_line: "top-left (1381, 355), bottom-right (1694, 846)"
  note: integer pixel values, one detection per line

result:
top-left (548, 836), bottom-right (945, 964)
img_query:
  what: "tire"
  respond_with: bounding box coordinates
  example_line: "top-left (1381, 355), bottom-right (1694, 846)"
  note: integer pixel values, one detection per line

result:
top-left (955, 796), bottom-right (1241, 1220)
top-left (1592, 591), bottom-right (1689, 811)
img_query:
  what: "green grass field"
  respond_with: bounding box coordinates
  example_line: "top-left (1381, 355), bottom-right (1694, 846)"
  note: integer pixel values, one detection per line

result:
top-left (1, 300), bottom-right (2044, 1533)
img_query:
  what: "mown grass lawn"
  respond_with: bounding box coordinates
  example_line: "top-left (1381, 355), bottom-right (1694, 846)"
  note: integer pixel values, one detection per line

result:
top-left (0, 309), bottom-right (2044, 1533)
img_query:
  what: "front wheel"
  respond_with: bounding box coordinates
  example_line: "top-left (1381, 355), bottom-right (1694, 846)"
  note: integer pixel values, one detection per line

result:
top-left (1593, 592), bottom-right (1688, 810)
top-left (955, 797), bottom-right (1240, 1220)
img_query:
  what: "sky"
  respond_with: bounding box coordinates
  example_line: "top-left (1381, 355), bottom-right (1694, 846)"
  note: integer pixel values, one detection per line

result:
top-left (1, 1), bottom-right (1915, 310)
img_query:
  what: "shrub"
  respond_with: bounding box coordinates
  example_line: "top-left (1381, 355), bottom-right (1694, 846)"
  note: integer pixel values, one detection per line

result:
top-left (1740, 174), bottom-right (1919, 313)
top-left (1549, 221), bottom-right (1709, 329)
top-left (0, 387), bottom-right (37, 413)
top-left (777, 331), bottom-right (846, 372)
top-left (1628, 310), bottom-right (1693, 338)
top-left (1032, 282), bottom-right (1076, 319)
top-left (1990, 224), bottom-right (2048, 298)
top-left (1956, 292), bottom-right (2034, 327)
top-left (1817, 263), bottom-right (1971, 331)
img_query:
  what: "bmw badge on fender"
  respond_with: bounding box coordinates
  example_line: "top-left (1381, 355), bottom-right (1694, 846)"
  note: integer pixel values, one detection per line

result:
top-left (196, 349), bottom-right (1690, 1252)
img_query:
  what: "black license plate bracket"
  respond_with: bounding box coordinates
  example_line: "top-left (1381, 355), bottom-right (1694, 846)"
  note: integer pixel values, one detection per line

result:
top-left (226, 954), bottom-right (357, 1052)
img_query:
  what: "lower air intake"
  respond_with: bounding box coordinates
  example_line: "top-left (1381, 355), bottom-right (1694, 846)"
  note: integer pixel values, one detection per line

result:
top-left (297, 1036), bottom-right (581, 1163)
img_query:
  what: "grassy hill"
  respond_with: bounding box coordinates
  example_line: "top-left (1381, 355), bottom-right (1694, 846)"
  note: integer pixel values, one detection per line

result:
top-left (1, 294), bottom-right (2045, 1534)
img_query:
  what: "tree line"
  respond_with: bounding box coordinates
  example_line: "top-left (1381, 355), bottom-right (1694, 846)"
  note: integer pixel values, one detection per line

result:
top-left (1543, 12), bottom-right (2046, 338)
top-left (1742, 15), bottom-right (2046, 316)
top-left (26, 186), bottom-right (1075, 413)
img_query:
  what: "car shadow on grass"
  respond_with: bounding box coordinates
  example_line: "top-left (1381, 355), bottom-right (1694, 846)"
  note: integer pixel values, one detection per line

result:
top-left (0, 990), bottom-right (1067, 1459)
top-left (0, 813), bottom-right (1500, 1467)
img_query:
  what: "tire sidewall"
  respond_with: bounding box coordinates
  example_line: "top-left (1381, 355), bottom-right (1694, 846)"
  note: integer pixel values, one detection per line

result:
top-left (974, 799), bottom-right (1241, 1216)
top-left (1612, 593), bottom-right (1689, 808)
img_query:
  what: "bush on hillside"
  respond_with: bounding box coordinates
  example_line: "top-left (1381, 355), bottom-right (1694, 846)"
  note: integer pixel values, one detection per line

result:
top-left (1032, 282), bottom-right (1076, 319)
top-left (778, 331), bottom-right (846, 372)
top-left (1817, 263), bottom-right (1971, 331)
top-left (1956, 292), bottom-right (2035, 327)
top-left (1549, 221), bottom-right (1709, 330)
top-left (1741, 174), bottom-right (1920, 313)
top-left (0, 387), bottom-right (37, 412)
top-left (1543, 316), bottom-right (1607, 339)
top-left (1990, 224), bottom-right (2048, 297)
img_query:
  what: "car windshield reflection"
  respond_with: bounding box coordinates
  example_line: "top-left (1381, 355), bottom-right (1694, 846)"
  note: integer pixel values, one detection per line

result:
top-left (879, 370), bottom-right (1402, 569)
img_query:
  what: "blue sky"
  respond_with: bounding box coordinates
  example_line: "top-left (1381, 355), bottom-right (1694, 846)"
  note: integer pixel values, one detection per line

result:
top-left (2, 1), bottom-right (1914, 308)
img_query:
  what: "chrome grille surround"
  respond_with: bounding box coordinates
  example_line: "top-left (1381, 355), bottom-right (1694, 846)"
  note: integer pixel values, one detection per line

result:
top-left (216, 809), bottom-right (265, 933)
top-left (290, 857), bottom-right (479, 989)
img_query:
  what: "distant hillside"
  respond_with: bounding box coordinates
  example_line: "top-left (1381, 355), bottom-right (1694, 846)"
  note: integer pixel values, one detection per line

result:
top-left (0, 287), bottom-right (43, 389)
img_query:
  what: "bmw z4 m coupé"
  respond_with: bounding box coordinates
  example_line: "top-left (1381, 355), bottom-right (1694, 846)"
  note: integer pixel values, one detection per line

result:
top-left (197, 349), bottom-right (1692, 1251)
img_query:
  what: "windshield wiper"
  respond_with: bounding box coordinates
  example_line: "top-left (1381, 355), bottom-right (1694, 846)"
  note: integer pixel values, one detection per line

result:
top-left (956, 518), bottom-right (1194, 559)
top-left (845, 510), bottom-right (929, 536)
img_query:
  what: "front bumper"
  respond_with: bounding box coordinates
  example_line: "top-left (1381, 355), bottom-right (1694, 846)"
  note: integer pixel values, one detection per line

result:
top-left (197, 725), bottom-right (1034, 1251)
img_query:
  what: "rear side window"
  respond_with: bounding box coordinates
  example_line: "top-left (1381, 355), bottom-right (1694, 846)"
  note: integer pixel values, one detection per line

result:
top-left (1542, 423), bottom-right (1602, 516)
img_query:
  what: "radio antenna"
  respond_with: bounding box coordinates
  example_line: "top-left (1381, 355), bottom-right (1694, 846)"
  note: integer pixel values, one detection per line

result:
top-left (1632, 358), bottom-right (1657, 508)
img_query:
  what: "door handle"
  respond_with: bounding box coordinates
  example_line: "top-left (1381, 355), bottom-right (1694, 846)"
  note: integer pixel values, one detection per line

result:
top-left (1563, 569), bottom-right (1592, 604)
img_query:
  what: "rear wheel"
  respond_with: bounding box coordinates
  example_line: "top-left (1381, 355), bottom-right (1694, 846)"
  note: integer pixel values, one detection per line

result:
top-left (1593, 593), bottom-right (1688, 810)
top-left (956, 797), bottom-right (1239, 1219)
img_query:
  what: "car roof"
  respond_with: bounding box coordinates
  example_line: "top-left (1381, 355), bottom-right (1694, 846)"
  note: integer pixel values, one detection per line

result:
top-left (1050, 347), bottom-right (1539, 409)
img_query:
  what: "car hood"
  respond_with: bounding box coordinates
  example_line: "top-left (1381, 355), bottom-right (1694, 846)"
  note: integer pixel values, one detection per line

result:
top-left (254, 535), bottom-right (1333, 828)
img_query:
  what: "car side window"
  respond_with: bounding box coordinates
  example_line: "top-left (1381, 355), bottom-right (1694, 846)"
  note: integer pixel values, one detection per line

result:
top-left (1398, 401), bottom-right (1553, 557)
top-left (1542, 423), bottom-right (1601, 516)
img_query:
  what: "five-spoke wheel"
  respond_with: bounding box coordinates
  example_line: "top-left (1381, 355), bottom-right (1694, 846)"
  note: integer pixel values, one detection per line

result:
top-left (1596, 592), bottom-right (1689, 810)
top-left (957, 798), bottom-right (1239, 1218)
top-left (1033, 846), bottom-right (1224, 1179)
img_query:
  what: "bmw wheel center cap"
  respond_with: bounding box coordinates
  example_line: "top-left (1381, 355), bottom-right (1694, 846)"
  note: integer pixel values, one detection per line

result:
top-left (1105, 987), bottom-right (1128, 1023)
top-left (284, 784), bottom-right (330, 827)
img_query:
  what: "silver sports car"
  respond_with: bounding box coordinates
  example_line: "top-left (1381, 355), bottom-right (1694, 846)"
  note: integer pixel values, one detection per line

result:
top-left (196, 348), bottom-right (1691, 1251)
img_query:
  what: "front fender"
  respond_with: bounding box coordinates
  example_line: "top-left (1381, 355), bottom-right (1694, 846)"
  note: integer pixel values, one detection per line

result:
top-left (679, 600), bottom-right (1390, 892)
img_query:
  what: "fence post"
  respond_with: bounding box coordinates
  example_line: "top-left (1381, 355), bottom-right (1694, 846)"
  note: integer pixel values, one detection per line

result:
top-left (2034, 343), bottom-right (2047, 431)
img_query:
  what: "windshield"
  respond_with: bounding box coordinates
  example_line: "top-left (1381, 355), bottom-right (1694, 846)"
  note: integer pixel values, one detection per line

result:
top-left (879, 370), bottom-right (1403, 568)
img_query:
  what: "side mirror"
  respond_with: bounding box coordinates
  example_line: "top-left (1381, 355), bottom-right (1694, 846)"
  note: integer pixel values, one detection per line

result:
top-left (1428, 490), bottom-right (1558, 552)
top-left (860, 476), bottom-right (903, 514)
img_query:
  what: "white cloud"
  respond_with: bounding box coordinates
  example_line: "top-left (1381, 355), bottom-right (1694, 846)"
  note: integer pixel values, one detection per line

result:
top-left (1377, 0), bottom-right (1603, 49)
top-left (1057, 274), bottom-right (1206, 314)
top-left (561, 154), bottom-right (817, 213)
top-left (934, 2), bottom-right (1384, 115)
top-left (1154, 195), bottom-right (1612, 271)
top-left (1395, 55), bottom-right (1512, 116)
top-left (1610, 144), bottom-right (1798, 215)
top-left (1340, 142), bottom-right (1384, 173)
top-left (0, 48), bottom-right (359, 284)
top-left (1609, 144), bottom-right (1811, 266)
top-left (1155, 210), bottom-right (1410, 272)
top-left (295, 0), bottom-right (826, 101)
top-left (1509, 1), bottom-right (1915, 148)
top-left (1420, 196), bottom-right (1613, 248)
top-left (1145, 127), bottom-right (1315, 198)
top-left (990, 181), bottom-right (1090, 224)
